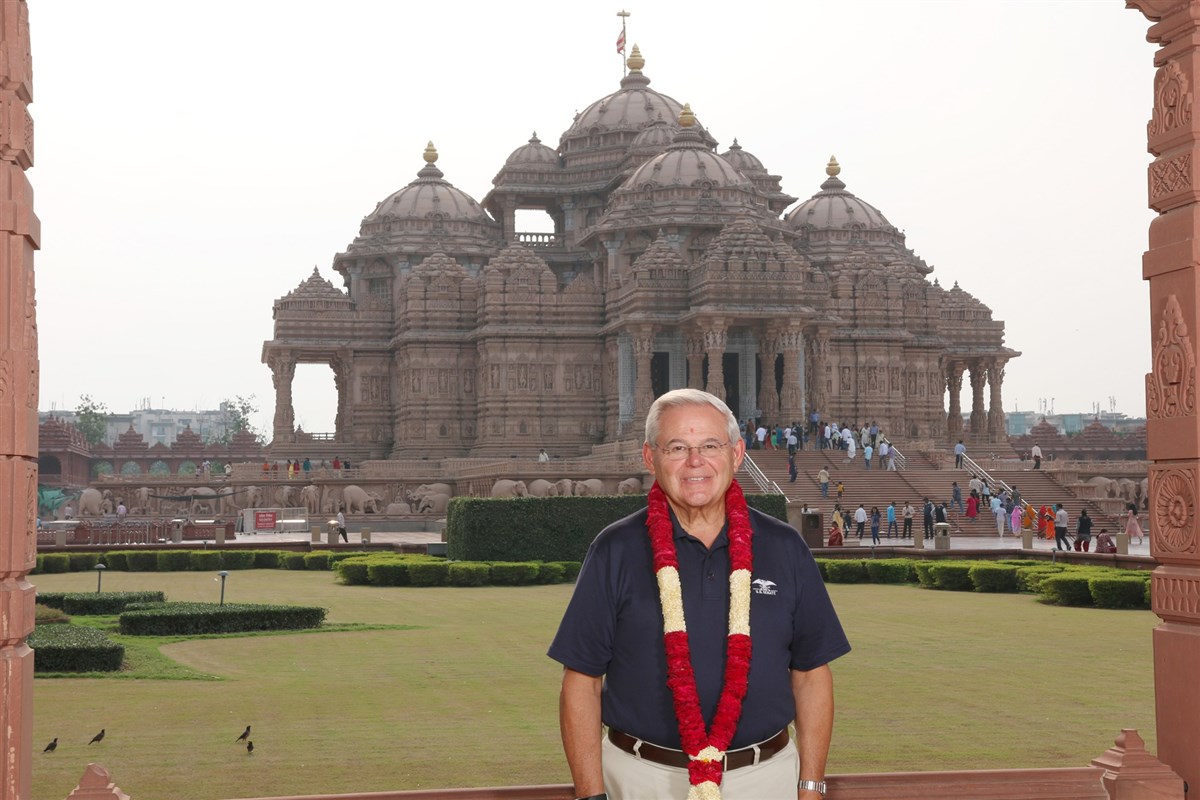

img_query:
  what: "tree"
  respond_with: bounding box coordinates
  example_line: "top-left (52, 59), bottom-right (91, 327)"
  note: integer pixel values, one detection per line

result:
top-left (209, 395), bottom-right (265, 445)
top-left (74, 394), bottom-right (110, 447)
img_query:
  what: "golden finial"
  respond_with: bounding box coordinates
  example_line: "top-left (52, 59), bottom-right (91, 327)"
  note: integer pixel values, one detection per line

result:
top-left (423, 141), bottom-right (438, 164)
top-left (826, 155), bottom-right (840, 177)
top-left (626, 44), bottom-right (645, 73)
top-left (679, 103), bottom-right (695, 128)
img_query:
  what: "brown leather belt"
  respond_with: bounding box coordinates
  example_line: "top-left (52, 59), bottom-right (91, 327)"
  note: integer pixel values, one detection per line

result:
top-left (607, 727), bottom-right (789, 770)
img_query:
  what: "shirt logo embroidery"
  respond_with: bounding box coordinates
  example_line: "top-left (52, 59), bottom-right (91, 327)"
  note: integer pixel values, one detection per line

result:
top-left (752, 578), bottom-right (778, 596)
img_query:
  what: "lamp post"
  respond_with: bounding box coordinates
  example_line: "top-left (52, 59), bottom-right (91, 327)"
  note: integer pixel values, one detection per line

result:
top-left (217, 570), bottom-right (229, 606)
top-left (94, 563), bottom-right (106, 593)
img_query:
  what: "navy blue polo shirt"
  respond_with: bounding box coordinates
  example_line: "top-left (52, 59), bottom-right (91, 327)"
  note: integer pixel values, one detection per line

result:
top-left (548, 505), bottom-right (850, 750)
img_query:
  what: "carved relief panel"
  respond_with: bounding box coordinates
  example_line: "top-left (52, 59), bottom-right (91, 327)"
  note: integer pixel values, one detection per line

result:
top-left (1147, 294), bottom-right (1196, 420)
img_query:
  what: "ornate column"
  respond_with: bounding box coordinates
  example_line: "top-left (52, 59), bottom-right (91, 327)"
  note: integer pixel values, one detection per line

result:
top-left (757, 328), bottom-right (779, 420)
top-left (702, 319), bottom-right (728, 401)
top-left (778, 326), bottom-right (805, 424)
top-left (807, 330), bottom-right (830, 417)
top-left (987, 359), bottom-right (1006, 441)
top-left (331, 353), bottom-right (352, 443)
top-left (945, 361), bottom-right (964, 438)
top-left (685, 332), bottom-right (705, 389)
top-left (1130, 2), bottom-right (1200, 790)
top-left (630, 325), bottom-right (656, 427)
top-left (0, 4), bottom-right (36, 796)
top-left (968, 360), bottom-right (987, 437)
top-left (269, 353), bottom-right (296, 443)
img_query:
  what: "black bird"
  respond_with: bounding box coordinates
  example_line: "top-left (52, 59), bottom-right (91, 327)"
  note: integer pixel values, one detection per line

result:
top-left (235, 725), bottom-right (251, 743)
top-left (43, 738), bottom-right (57, 753)
top-left (246, 741), bottom-right (254, 755)
top-left (88, 729), bottom-right (105, 745)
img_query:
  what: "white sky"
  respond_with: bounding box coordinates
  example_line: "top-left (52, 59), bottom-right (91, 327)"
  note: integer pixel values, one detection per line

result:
top-left (30, 0), bottom-right (1156, 437)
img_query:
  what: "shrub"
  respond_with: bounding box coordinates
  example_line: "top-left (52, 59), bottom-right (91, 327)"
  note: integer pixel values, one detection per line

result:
top-left (334, 556), bottom-right (375, 585)
top-left (119, 602), bottom-right (327, 636)
top-left (31, 554), bottom-right (43, 575)
top-left (62, 591), bottom-right (166, 615)
top-left (969, 564), bottom-right (1019, 593)
top-left (103, 552), bottom-right (128, 570)
top-left (1145, 579), bottom-right (1152, 608)
top-left (866, 559), bottom-right (913, 584)
top-left (220, 551), bottom-right (257, 570)
top-left (912, 561), bottom-right (938, 588)
top-left (68, 552), bottom-right (101, 571)
top-left (407, 561), bottom-right (449, 587)
top-left (40, 554), bottom-right (69, 574)
top-left (823, 560), bottom-right (868, 583)
top-left (549, 561), bottom-right (582, 582)
top-left (282, 553), bottom-right (308, 571)
top-left (189, 551), bottom-right (222, 571)
top-left (813, 559), bottom-right (829, 581)
top-left (929, 563), bottom-right (974, 591)
top-left (35, 603), bottom-right (70, 625)
top-left (327, 551), bottom-right (370, 566)
top-left (367, 560), bottom-right (412, 586)
top-left (491, 562), bottom-right (541, 586)
top-left (126, 551), bottom-right (159, 572)
top-left (1040, 574), bottom-right (1094, 607)
top-left (1090, 577), bottom-right (1150, 609)
top-left (35, 592), bottom-right (67, 610)
top-left (303, 552), bottom-right (331, 571)
top-left (253, 550), bottom-right (281, 569)
top-left (156, 551), bottom-right (192, 572)
top-left (1015, 566), bottom-right (1065, 593)
top-left (29, 625), bottom-right (124, 672)
top-left (536, 562), bottom-right (566, 584)
top-left (448, 562), bottom-right (491, 587)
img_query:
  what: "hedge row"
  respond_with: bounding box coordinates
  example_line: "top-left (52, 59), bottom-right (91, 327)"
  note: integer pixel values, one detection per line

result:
top-left (28, 624), bottom-right (124, 672)
top-left (36, 591), bottom-right (165, 615)
top-left (815, 558), bottom-right (1152, 610)
top-left (118, 602), bottom-right (327, 636)
top-left (334, 554), bottom-right (583, 587)
top-left (446, 493), bottom-right (789, 562)
top-left (31, 549), bottom-right (362, 574)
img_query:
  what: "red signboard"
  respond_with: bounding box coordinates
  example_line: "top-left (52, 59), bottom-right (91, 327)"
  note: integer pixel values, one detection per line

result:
top-left (254, 511), bottom-right (278, 531)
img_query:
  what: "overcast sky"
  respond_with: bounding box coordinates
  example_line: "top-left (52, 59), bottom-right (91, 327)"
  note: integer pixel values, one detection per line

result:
top-left (30, 1), bottom-right (1156, 438)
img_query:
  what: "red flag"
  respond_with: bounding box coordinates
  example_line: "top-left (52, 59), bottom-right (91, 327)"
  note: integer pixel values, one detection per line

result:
top-left (616, 29), bottom-right (626, 54)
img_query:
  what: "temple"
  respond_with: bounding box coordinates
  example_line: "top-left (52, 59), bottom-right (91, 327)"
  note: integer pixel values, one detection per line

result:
top-left (261, 47), bottom-right (1017, 461)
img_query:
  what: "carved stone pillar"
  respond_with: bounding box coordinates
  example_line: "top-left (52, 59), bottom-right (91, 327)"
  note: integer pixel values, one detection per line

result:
top-left (807, 330), bottom-right (829, 417)
top-left (1130, 2), bottom-right (1200, 791)
top-left (269, 353), bottom-right (296, 443)
top-left (332, 353), bottom-right (352, 443)
top-left (945, 361), bottom-right (964, 438)
top-left (702, 320), bottom-right (728, 401)
top-left (987, 359), bottom-right (1006, 441)
top-left (968, 360), bottom-right (987, 437)
top-left (0, 4), bottom-right (36, 797)
top-left (630, 325), bottom-right (656, 426)
top-left (778, 327), bottom-right (805, 424)
top-left (757, 329), bottom-right (779, 420)
top-left (685, 332), bottom-right (705, 389)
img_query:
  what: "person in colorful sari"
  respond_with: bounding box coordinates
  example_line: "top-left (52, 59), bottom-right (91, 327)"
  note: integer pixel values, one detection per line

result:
top-left (549, 389), bottom-right (850, 800)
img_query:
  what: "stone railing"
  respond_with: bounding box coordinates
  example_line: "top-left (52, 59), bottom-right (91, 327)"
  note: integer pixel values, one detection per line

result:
top-left (515, 231), bottom-right (562, 248)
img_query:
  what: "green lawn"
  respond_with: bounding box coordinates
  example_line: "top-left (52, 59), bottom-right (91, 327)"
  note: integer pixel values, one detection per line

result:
top-left (29, 570), bottom-right (1158, 800)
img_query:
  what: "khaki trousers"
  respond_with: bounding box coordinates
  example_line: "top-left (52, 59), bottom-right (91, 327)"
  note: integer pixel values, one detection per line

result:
top-left (601, 735), bottom-right (800, 799)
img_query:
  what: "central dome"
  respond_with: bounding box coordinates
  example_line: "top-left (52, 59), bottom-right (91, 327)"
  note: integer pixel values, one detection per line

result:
top-left (565, 46), bottom-right (685, 137)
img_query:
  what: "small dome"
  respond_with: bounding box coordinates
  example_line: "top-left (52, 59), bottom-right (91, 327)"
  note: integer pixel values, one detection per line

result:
top-left (624, 108), bottom-right (750, 190)
top-left (504, 132), bottom-right (558, 169)
top-left (630, 117), bottom-right (677, 150)
top-left (365, 143), bottom-right (491, 225)
top-left (720, 139), bottom-right (765, 175)
top-left (784, 157), bottom-right (896, 233)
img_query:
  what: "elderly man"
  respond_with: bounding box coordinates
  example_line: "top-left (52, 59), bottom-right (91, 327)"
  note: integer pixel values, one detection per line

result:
top-left (549, 388), bottom-right (850, 800)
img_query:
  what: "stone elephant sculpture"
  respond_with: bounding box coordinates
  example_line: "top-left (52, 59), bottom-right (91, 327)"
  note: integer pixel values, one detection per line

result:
top-left (321, 487), bottom-right (343, 515)
top-left (1116, 479), bottom-right (1139, 503)
top-left (491, 479), bottom-right (528, 498)
top-left (343, 485), bottom-right (383, 514)
top-left (186, 487), bottom-right (221, 515)
top-left (275, 485), bottom-right (297, 508)
top-left (409, 483), bottom-right (452, 503)
top-left (418, 492), bottom-right (451, 514)
top-left (299, 484), bottom-right (321, 514)
top-left (528, 479), bottom-right (554, 497)
top-left (573, 479), bottom-right (606, 496)
top-left (384, 500), bottom-right (412, 514)
top-left (617, 477), bottom-right (645, 495)
top-left (552, 478), bottom-right (574, 497)
top-left (1085, 476), bottom-right (1117, 498)
top-left (76, 488), bottom-right (106, 516)
top-left (135, 486), bottom-right (154, 515)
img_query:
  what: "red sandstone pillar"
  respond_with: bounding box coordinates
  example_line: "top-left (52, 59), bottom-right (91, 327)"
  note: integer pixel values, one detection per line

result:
top-left (702, 320), bottom-right (728, 402)
top-left (1129, 1), bottom-right (1200, 790)
top-left (0, 3), bottom-right (37, 797)
top-left (777, 327), bottom-right (805, 425)
top-left (630, 325), bottom-right (656, 427)
top-left (945, 361), bottom-right (963, 438)
top-left (684, 333), bottom-right (704, 390)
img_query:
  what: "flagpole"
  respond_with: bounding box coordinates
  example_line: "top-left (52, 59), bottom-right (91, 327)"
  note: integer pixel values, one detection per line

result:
top-left (617, 9), bottom-right (630, 77)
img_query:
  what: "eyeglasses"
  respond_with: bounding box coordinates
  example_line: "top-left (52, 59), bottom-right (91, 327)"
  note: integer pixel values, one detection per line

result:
top-left (655, 441), bottom-right (734, 461)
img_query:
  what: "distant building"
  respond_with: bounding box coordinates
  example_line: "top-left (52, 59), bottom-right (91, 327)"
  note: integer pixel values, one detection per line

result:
top-left (38, 406), bottom-right (231, 446)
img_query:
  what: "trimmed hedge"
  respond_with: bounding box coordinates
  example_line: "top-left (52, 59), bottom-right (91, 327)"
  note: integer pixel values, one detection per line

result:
top-left (41, 553), bottom-right (69, 574)
top-left (334, 556), bottom-right (376, 585)
top-left (823, 560), bottom-right (868, 583)
top-left (536, 562), bottom-right (566, 584)
top-left (969, 564), bottom-right (1019, 593)
top-left (552, 561), bottom-right (583, 582)
top-left (253, 550), bottom-right (281, 569)
top-left (60, 591), bottom-right (166, 615)
top-left (1015, 566), bottom-right (1065, 593)
top-left (865, 559), bottom-right (913, 584)
top-left (491, 562), bottom-right (541, 586)
top-left (446, 493), bottom-right (789, 562)
top-left (303, 552), bottom-right (331, 571)
top-left (282, 553), bottom-right (307, 571)
top-left (1090, 577), bottom-right (1150, 609)
top-left (35, 603), bottom-right (70, 625)
top-left (408, 561), bottom-right (449, 587)
top-left (103, 552), bottom-right (129, 570)
top-left (157, 551), bottom-right (192, 572)
top-left (448, 562), bottom-right (491, 587)
top-left (68, 552), bottom-right (101, 571)
top-left (29, 624), bottom-right (124, 672)
top-left (929, 563), bottom-right (975, 592)
top-left (189, 551), bottom-right (222, 571)
top-left (1040, 574), bottom-right (1094, 607)
top-left (220, 551), bottom-right (257, 570)
top-left (127, 551), bottom-right (159, 572)
top-left (119, 602), bottom-right (327, 635)
top-left (912, 561), bottom-right (938, 588)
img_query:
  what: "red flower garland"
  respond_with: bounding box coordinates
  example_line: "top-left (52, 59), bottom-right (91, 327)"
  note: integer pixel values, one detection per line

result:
top-left (646, 479), bottom-right (754, 793)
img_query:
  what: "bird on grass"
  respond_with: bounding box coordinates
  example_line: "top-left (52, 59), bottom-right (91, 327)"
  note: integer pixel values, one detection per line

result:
top-left (246, 741), bottom-right (254, 755)
top-left (235, 725), bottom-right (251, 743)
top-left (43, 738), bottom-right (57, 753)
top-left (88, 729), bottom-right (105, 745)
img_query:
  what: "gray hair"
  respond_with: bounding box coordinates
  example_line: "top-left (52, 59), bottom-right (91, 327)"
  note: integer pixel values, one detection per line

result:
top-left (644, 389), bottom-right (740, 445)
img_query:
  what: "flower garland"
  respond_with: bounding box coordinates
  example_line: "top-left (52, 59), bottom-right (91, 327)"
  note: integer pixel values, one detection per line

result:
top-left (646, 479), bottom-right (753, 800)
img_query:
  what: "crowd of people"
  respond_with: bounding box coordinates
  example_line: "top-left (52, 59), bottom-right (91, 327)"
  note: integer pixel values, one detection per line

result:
top-left (260, 457), bottom-right (352, 479)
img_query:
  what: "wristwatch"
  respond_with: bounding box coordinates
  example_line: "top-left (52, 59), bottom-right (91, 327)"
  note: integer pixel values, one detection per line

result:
top-left (798, 779), bottom-right (827, 796)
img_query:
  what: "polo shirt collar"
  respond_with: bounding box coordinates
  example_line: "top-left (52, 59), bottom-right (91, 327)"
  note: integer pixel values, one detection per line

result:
top-left (668, 506), bottom-right (730, 550)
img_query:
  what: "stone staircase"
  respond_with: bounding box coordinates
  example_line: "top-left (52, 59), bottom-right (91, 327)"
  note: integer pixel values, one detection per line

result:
top-left (739, 448), bottom-right (1123, 537)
